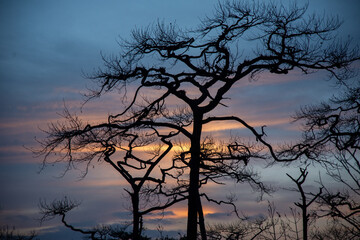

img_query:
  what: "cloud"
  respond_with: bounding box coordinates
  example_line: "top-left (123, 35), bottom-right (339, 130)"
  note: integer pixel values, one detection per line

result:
top-left (3, 214), bottom-right (32, 224)
top-left (37, 225), bottom-right (84, 240)
top-left (148, 211), bottom-right (176, 217)
top-left (112, 211), bottom-right (132, 220)
top-left (206, 212), bottom-right (233, 219)
top-left (244, 213), bottom-right (266, 221)
top-left (144, 218), bottom-right (176, 225)
top-left (0, 0), bottom-right (359, 239)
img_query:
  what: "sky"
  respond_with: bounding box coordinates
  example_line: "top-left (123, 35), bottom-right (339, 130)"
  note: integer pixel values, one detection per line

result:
top-left (0, 0), bottom-right (359, 239)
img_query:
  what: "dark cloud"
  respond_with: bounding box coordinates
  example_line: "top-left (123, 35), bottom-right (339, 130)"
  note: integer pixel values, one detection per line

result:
top-left (38, 225), bottom-right (84, 240)
top-left (206, 212), bottom-right (233, 219)
top-left (144, 218), bottom-right (175, 225)
top-left (112, 211), bottom-right (132, 220)
top-left (4, 214), bottom-right (32, 224)
top-left (244, 213), bottom-right (266, 221)
top-left (148, 211), bottom-right (175, 217)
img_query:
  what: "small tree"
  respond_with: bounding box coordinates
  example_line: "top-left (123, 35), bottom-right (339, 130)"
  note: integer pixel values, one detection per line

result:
top-left (36, 109), bottom-right (187, 239)
top-left (286, 167), bottom-right (322, 240)
top-left (35, 1), bottom-right (359, 238)
top-left (206, 217), bottom-right (270, 240)
top-left (0, 226), bottom-right (38, 240)
top-left (293, 83), bottom-right (360, 237)
top-left (38, 197), bottom-right (149, 240)
top-left (310, 220), bottom-right (359, 240)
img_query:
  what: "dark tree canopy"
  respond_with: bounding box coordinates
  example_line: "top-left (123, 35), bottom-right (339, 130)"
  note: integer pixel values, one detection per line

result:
top-left (35, 1), bottom-right (359, 239)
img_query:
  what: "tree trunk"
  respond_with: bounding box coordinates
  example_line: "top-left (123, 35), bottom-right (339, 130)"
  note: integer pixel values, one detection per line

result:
top-left (187, 113), bottom-right (203, 239)
top-left (187, 166), bottom-right (199, 239)
top-left (198, 196), bottom-right (207, 240)
top-left (302, 206), bottom-right (308, 240)
top-left (132, 191), bottom-right (141, 240)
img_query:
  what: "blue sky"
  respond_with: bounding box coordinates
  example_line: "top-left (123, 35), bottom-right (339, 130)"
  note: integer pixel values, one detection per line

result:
top-left (0, 0), bottom-right (359, 239)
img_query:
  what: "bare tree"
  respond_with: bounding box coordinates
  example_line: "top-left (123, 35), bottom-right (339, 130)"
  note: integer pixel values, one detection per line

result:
top-left (310, 219), bottom-right (359, 240)
top-left (38, 197), bottom-right (149, 240)
top-left (35, 0), bottom-right (359, 238)
top-left (39, 197), bottom-right (98, 239)
top-left (0, 226), bottom-right (38, 240)
top-left (293, 83), bottom-right (360, 237)
top-left (167, 135), bottom-right (270, 239)
top-left (283, 207), bottom-right (302, 240)
top-left (35, 108), bottom-right (187, 239)
top-left (286, 167), bottom-right (323, 240)
top-left (206, 217), bottom-right (270, 240)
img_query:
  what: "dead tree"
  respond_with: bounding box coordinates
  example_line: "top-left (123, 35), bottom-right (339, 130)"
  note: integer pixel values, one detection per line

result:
top-left (206, 217), bottom-right (270, 240)
top-left (35, 107), bottom-right (188, 239)
top-left (169, 136), bottom-right (270, 239)
top-left (293, 83), bottom-right (360, 236)
top-left (39, 197), bottom-right (98, 239)
top-left (38, 197), bottom-right (145, 240)
top-left (35, 0), bottom-right (359, 238)
top-left (287, 167), bottom-right (323, 240)
top-left (103, 129), bottom-right (189, 239)
top-left (0, 226), bottom-right (38, 240)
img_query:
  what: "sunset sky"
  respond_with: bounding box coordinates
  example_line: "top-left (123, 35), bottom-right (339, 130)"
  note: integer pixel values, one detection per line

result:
top-left (1, 0), bottom-right (359, 239)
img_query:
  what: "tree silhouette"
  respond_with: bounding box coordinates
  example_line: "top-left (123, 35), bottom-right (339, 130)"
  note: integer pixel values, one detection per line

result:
top-left (36, 108), bottom-right (187, 239)
top-left (286, 167), bottom-right (323, 240)
top-left (205, 217), bottom-right (270, 240)
top-left (310, 220), bottom-right (359, 240)
top-left (35, 1), bottom-right (359, 238)
top-left (293, 83), bottom-right (360, 237)
top-left (0, 226), bottom-right (38, 240)
top-left (39, 197), bottom-right (150, 240)
top-left (39, 197), bottom-right (98, 239)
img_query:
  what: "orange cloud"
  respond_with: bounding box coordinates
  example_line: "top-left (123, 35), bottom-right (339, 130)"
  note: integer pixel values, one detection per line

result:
top-left (202, 117), bottom-right (290, 132)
